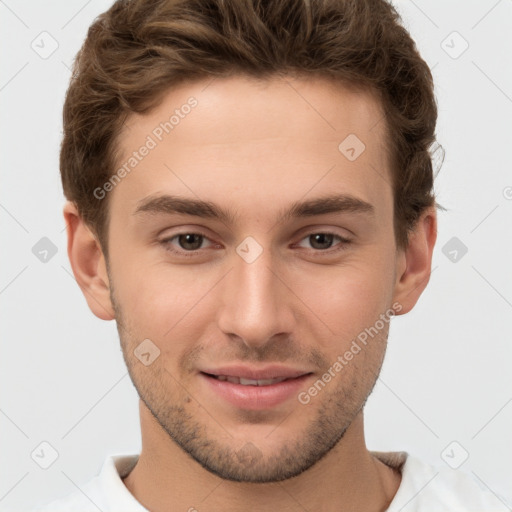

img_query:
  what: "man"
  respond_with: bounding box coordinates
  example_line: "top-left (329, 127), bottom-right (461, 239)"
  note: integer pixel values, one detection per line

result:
top-left (34, 0), bottom-right (509, 510)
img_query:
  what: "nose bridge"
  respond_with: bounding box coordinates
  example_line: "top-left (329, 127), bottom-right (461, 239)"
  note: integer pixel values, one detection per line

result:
top-left (217, 241), bottom-right (293, 347)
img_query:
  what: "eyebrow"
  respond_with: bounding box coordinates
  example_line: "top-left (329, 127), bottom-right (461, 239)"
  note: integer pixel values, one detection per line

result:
top-left (133, 193), bottom-right (375, 225)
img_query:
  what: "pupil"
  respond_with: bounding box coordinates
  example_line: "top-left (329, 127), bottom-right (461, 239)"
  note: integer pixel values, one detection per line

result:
top-left (179, 234), bottom-right (202, 250)
top-left (310, 233), bottom-right (333, 250)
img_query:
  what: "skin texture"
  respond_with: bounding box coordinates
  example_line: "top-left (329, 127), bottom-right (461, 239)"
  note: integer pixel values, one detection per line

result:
top-left (64, 75), bottom-right (437, 511)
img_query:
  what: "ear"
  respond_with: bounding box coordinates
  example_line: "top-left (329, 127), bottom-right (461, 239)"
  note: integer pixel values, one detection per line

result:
top-left (392, 206), bottom-right (437, 315)
top-left (63, 201), bottom-right (115, 321)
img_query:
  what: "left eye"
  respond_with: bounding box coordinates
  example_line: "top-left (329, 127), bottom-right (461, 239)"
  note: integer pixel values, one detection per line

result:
top-left (295, 232), bottom-right (351, 251)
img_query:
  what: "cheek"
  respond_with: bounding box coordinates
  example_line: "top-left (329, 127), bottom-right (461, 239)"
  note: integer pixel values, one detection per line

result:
top-left (289, 259), bottom-right (394, 339)
top-left (120, 266), bottom-right (218, 349)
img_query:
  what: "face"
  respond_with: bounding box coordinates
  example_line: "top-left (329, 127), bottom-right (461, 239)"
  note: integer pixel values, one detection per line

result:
top-left (104, 75), bottom-right (404, 482)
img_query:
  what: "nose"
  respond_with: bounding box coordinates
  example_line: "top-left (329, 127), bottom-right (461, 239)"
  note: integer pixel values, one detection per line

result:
top-left (216, 244), bottom-right (295, 350)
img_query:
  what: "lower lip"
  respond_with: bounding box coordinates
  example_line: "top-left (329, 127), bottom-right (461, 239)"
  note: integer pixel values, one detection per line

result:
top-left (200, 373), bottom-right (313, 410)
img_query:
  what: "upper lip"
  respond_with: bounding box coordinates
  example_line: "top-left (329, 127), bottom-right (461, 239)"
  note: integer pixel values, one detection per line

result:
top-left (200, 365), bottom-right (312, 380)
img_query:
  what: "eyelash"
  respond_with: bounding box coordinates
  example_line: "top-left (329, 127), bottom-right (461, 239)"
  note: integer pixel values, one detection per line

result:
top-left (159, 231), bottom-right (352, 258)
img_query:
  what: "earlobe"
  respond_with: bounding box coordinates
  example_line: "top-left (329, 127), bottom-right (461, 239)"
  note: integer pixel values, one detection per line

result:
top-left (63, 201), bottom-right (115, 321)
top-left (392, 207), bottom-right (437, 315)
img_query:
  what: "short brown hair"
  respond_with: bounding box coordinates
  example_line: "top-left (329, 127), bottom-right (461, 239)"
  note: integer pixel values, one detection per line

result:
top-left (61, 0), bottom-right (440, 258)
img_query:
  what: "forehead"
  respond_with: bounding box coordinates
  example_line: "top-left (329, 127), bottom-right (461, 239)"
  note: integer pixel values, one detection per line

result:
top-left (120, 74), bottom-right (387, 149)
top-left (111, 74), bottom-right (392, 224)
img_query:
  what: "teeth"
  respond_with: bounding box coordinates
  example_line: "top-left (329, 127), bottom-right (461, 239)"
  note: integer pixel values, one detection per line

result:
top-left (213, 375), bottom-right (288, 386)
top-left (239, 377), bottom-right (260, 386)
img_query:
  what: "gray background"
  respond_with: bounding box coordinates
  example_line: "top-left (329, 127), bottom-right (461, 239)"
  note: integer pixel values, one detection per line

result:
top-left (1, 0), bottom-right (511, 510)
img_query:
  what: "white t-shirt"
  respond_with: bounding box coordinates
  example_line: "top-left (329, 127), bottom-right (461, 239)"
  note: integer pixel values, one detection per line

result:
top-left (32, 451), bottom-right (510, 511)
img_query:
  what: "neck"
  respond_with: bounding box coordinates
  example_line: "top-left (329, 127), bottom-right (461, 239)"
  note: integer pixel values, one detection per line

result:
top-left (123, 401), bottom-right (401, 512)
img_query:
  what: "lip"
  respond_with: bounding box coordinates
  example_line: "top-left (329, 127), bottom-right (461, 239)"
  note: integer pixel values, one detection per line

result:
top-left (199, 366), bottom-right (313, 410)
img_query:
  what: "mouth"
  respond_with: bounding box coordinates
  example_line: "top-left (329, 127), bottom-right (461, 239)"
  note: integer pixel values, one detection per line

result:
top-left (199, 368), bottom-right (314, 410)
top-left (202, 373), bottom-right (292, 386)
